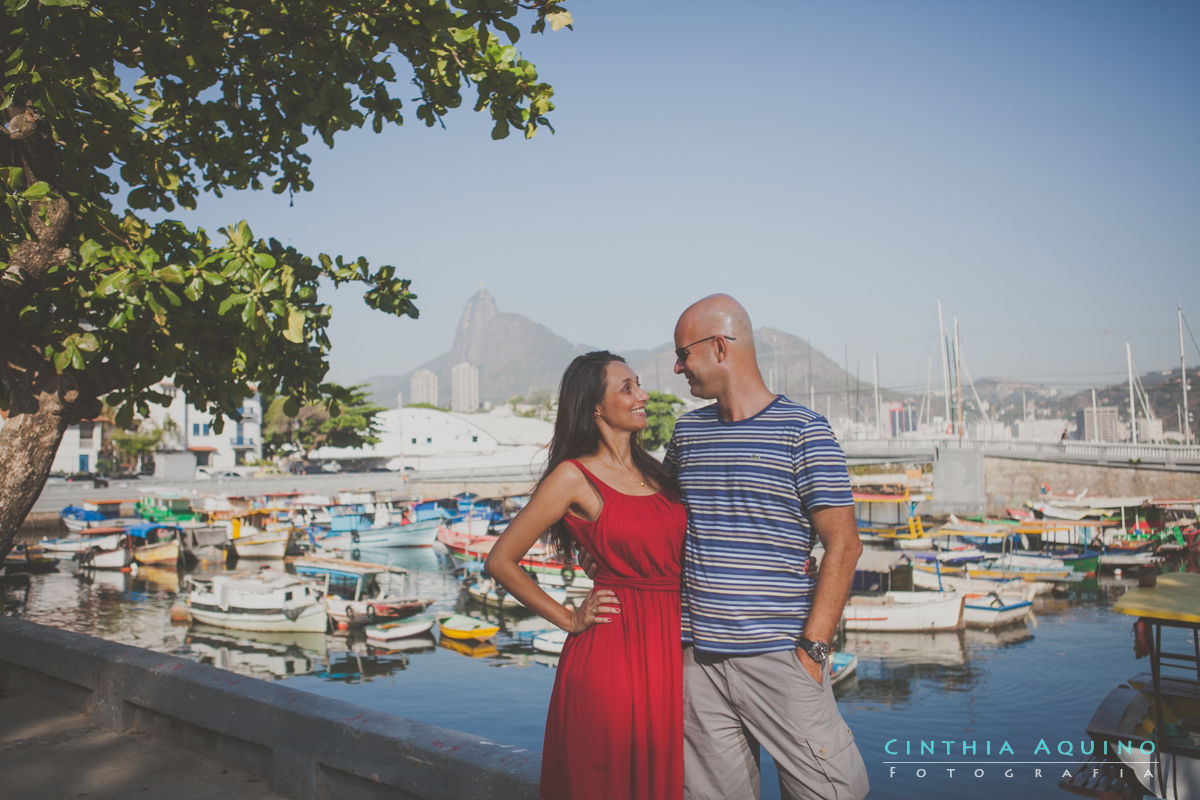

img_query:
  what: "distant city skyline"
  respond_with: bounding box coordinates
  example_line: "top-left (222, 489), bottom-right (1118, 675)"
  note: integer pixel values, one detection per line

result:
top-left (156, 1), bottom-right (1199, 395)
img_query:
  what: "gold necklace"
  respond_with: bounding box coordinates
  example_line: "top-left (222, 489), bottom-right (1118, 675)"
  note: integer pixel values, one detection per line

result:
top-left (615, 461), bottom-right (645, 487)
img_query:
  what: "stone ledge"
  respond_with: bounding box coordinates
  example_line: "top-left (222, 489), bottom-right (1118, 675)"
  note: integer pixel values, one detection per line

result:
top-left (0, 617), bottom-right (539, 800)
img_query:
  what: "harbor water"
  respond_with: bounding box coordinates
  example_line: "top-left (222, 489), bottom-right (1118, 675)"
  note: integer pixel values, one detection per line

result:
top-left (4, 544), bottom-right (1193, 800)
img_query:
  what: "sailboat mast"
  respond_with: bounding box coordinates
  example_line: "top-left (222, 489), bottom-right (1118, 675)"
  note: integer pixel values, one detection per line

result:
top-left (873, 353), bottom-right (882, 438)
top-left (1126, 341), bottom-right (1137, 445)
top-left (1181, 305), bottom-right (1191, 446)
top-left (937, 300), bottom-right (951, 432)
top-left (954, 317), bottom-right (964, 443)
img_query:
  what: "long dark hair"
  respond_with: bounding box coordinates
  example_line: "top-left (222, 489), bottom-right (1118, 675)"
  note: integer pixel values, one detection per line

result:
top-left (542, 350), bottom-right (679, 562)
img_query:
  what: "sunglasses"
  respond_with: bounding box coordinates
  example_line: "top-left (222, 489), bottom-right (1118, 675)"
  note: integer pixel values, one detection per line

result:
top-left (674, 335), bottom-right (736, 363)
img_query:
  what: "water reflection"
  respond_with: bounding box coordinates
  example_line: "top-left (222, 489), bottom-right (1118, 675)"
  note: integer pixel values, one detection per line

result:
top-left (842, 629), bottom-right (969, 667)
top-left (186, 624), bottom-right (325, 680)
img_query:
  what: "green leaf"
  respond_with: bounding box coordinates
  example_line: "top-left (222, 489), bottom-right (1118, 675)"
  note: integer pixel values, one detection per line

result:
top-left (21, 181), bottom-right (51, 200)
top-left (283, 308), bottom-right (305, 343)
top-left (217, 293), bottom-right (247, 316)
top-left (79, 239), bottom-right (103, 262)
top-left (253, 252), bottom-right (277, 271)
top-left (156, 264), bottom-right (185, 284)
top-left (52, 347), bottom-right (72, 372)
top-left (115, 402), bottom-right (134, 429)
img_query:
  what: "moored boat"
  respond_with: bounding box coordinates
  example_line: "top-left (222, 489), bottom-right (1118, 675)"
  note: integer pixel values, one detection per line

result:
top-left (290, 556), bottom-right (434, 626)
top-left (437, 613), bottom-right (500, 642)
top-left (961, 589), bottom-right (1034, 629)
top-left (185, 569), bottom-right (327, 633)
top-left (224, 510), bottom-right (292, 559)
top-left (365, 614), bottom-right (437, 644)
top-left (830, 651), bottom-right (858, 686)
top-left (127, 522), bottom-right (184, 566)
top-left (2, 544), bottom-right (59, 573)
top-left (532, 629), bottom-right (568, 654)
top-left (313, 517), bottom-right (441, 550)
top-left (1060, 572), bottom-right (1200, 800)
top-left (843, 590), bottom-right (964, 632)
top-left (464, 576), bottom-right (568, 612)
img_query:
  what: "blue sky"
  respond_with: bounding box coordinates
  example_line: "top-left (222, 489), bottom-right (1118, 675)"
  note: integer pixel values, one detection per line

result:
top-left (175, 0), bottom-right (1200, 395)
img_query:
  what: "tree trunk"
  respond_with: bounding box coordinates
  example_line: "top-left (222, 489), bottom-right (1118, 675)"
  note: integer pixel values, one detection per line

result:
top-left (0, 377), bottom-right (71, 560)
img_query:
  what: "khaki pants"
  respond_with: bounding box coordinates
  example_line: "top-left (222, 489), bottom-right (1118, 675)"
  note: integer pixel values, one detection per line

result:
top-left (683, 647), bottom-right (869, 800)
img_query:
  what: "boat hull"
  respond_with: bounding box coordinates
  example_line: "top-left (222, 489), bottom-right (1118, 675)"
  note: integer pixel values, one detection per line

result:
top-left (844, 591), bottom-right (964, 632)
top-left (187, 603), bottom-right (328, 633)
top-left (962, 592), bottom-right (1033, 628)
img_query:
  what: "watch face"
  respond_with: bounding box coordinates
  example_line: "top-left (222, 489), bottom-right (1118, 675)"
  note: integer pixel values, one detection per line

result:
top-left (803, 638), bottom-right (830, 662)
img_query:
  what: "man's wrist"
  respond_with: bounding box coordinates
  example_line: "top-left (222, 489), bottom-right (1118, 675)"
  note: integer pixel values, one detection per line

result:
top-left (797, 635), bottom-right (831, 664)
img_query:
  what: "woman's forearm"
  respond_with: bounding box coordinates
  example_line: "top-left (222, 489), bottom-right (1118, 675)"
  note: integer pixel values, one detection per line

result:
top-left (487, 556), bottom-right (576, 630)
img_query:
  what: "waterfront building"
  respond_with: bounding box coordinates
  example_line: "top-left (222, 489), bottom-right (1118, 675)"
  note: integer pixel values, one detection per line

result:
top-left (50, 417), bottom-right (109, 474)
top-left (451, 362), bottom-right (479, 413)
top-left (1076, 406), bottom-right (1121, 442)
top-left (1136, 416), bottom-right (1164, 443)
top-left (310, 405), bottom-right (551, 475)
top-left (409, 369), bottom-right (438, 407)
top-left (144, 380), bottom-right (263, 471)
top-left (888, 401), bottom-right (917, 437)
top-left (1014, 418), bottom-right (1071, 442)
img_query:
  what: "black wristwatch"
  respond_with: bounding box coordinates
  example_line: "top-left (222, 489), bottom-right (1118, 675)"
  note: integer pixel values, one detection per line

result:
top-left (797, 636), bottom-right (831, 665)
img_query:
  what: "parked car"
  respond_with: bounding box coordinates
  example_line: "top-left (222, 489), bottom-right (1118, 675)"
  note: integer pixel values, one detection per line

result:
top-left (66, 473), bottom-right (109, 487)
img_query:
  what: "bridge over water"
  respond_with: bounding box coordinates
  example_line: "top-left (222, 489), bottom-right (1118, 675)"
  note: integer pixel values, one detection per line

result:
top-left (842, 438), bottom-right (1200, 472)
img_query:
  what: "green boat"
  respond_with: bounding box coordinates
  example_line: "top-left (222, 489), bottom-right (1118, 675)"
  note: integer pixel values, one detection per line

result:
top-left (136, 490), bottom-right (199, 523)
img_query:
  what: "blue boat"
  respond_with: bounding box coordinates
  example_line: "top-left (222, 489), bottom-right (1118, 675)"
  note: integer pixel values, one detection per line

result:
top-left (311, 517), bottom-right (441, 550)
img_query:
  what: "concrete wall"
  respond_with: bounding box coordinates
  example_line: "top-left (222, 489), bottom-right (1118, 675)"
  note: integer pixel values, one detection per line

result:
top-left (984, 458), bottom-right (1200, 515)
top-left (930, 449), bottom-right (986, 515)
top-left (0, 618), bottom-right (539, 800)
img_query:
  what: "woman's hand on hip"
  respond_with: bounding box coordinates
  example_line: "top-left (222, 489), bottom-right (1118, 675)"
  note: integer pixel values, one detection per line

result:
top-left (567, 589), bottom-right (620, 633)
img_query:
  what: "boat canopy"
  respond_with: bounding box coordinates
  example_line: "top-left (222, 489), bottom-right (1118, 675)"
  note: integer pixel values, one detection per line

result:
top-left (1113, 573), bottom-right (1200, 625)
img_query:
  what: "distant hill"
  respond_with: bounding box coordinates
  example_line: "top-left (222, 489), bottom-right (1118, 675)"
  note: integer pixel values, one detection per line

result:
top-left (365, 290), bottom-right (899, 417)
top-left (365, 290), bottom-right (589, 408)
top-left (970, 369), bottom-right (1197, 435)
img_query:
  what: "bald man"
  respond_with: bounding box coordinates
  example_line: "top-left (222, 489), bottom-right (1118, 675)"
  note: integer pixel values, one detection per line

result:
top-left (666, 294), bottom-right (869, 800)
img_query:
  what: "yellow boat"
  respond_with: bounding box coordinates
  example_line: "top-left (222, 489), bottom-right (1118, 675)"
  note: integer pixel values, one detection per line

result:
top-left (437, 613), bottom-right (500, 642)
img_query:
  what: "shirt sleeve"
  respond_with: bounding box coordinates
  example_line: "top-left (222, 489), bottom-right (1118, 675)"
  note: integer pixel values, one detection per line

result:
top-left (664, 432), bottom-right (680, 476)
top-left (793, 416), bottom-right (854, 510)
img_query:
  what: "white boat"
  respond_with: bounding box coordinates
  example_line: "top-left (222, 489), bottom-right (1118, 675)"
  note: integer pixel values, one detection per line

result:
top-left (843, 590), bottom-right (963, 632)
top-left (290, 556), bottom-right (435, 626)
top-left (464, 576), bottom-right (568, 611)
top-left (1097, 551), bottom-right (1164, 570)
top-left (41, 527), bottom-right (127, 555)
top-left (848, 550), bottom-right (964, 631)
top-left (223, 511), bottom-right (293, 559)
top-left (961, 589), bottom-right (1034, 629)
top-left (60, 499), bottom-right (133, 532)
top-left (186, 569), bottom-right (327, 633)
top-left (911, 565), bottom-right (1033, 595)
top-left (76, 534), bottom-right (135, 570)
top-left (314, 517), bottom-right (441, 550)
top-left (532, 629), bottom-right (568, 654)
top-left (364, 614), bottom-right (437, 644)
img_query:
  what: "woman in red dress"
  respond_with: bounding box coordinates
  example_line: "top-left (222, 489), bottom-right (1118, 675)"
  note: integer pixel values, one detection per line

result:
top-left (486, 351), bottom-right (687, 800)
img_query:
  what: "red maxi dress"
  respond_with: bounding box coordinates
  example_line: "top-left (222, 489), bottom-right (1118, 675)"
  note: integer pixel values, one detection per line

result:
top-left (539, 460), bottom-right (687, 800)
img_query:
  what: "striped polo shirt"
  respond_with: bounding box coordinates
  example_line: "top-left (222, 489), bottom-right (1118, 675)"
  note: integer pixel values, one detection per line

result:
top-left (665, 395), bottom-right (853, 655)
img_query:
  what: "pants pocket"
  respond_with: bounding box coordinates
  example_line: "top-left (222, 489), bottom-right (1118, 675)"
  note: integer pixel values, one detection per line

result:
top-left (800, 725), bottom-right (869, 800)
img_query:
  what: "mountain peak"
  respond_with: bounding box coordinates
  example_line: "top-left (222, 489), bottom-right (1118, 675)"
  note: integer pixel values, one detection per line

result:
top-left (452, 289), bottom-right (499, 361)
